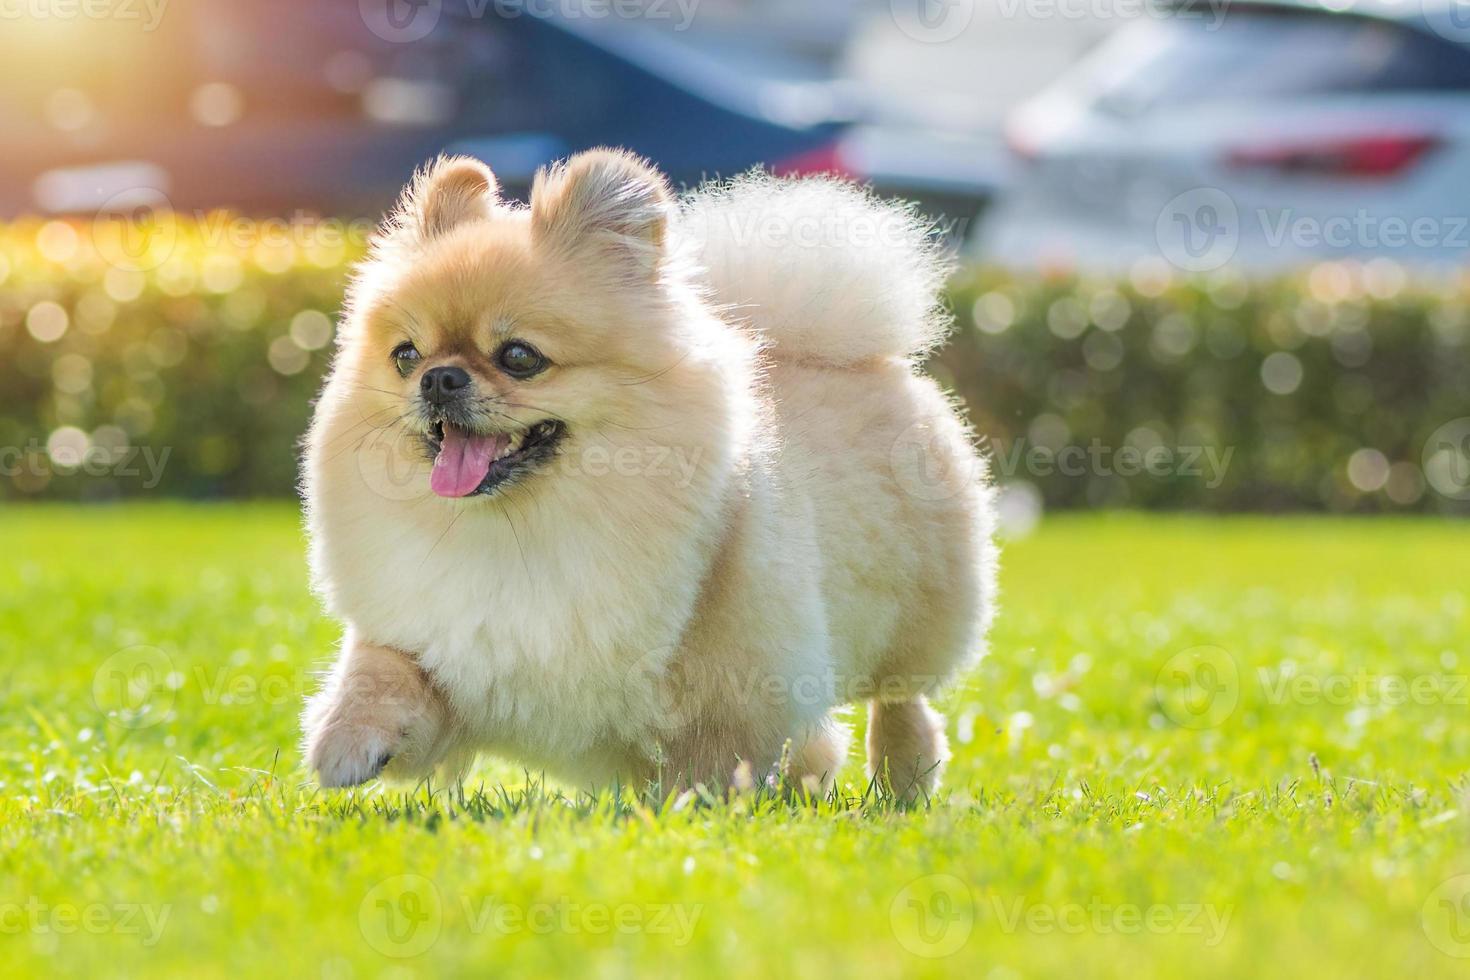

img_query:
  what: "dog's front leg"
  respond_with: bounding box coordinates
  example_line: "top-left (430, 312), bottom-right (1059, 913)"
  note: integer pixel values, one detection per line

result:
top-left (302, 631), bottom-right (454, 788)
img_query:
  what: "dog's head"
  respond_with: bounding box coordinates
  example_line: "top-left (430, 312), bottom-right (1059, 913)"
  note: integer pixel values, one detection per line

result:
top-left (327, 149), bottom-right (721, 503)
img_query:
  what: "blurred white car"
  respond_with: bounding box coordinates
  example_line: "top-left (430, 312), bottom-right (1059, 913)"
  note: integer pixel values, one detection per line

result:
top-left (975, 0), bottom-right (1470, 272)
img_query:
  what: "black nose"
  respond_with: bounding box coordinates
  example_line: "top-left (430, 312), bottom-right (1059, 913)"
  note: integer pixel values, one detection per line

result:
top-left (421, 366), bottom-right (471, 405)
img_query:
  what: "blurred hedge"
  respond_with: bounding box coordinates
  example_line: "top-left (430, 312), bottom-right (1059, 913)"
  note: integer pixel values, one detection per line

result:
top-left (0, 215), bottom-right (358, 500)
top-left (1, 216), bottom-right (1467, 512)
top-left (937, 262), bottom-right (1470, 514)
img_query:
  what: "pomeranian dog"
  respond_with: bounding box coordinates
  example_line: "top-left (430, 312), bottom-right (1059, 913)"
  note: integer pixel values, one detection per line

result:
top-left (301, 149), bottom-right (995, 799)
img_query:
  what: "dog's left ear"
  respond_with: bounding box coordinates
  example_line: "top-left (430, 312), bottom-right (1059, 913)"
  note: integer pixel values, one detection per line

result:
top-left (398, 155), bottom-right (502, 242)
top-left (530, 149), bottom-right (671, 277)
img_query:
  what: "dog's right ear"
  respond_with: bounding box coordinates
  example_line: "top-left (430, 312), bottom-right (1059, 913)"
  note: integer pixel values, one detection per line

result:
top-left (395, 155), bottom-right (501, 243)
top-left (530, 148), bottom-right (671, 279)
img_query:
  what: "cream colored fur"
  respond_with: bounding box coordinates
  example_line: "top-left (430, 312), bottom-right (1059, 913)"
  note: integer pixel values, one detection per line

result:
top-left (301, 150), bottom-right (996, 799)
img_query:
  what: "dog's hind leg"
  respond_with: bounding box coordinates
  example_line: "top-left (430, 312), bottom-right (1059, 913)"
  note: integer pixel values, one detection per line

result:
top-left (866, 695), bottom-right (949, 802)
top-left (784, 713), bottom-right (852, 797)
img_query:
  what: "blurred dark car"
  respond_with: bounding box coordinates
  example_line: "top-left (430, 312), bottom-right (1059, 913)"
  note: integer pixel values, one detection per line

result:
top-left (0, 0), bottom-right (857, 218)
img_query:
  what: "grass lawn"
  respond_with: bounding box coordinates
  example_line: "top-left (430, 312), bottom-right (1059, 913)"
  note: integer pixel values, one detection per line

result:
top-left (1, 505), bottom-right (1467, 978)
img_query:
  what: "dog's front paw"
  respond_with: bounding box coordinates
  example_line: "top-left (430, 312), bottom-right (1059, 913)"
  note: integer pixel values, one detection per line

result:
top-left (302, 658), bottom-right (451, 788)
top-left (305, 714), bottom-right (402, 788)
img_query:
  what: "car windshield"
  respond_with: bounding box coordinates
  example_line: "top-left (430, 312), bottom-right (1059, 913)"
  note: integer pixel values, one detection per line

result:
top-left (1082, 10), bottom-right (1470, 116)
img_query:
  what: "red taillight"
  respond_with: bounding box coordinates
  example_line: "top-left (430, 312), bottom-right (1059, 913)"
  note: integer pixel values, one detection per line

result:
top-left (1226, 134), bottom-right (1440, 179)
top-left (1004, 123), bottom-right (1038, 163)
top-left (772, 142), bottom-right (853, 179)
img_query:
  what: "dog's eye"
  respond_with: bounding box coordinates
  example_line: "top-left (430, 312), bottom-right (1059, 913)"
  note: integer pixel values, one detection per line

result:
top-left (391, 341), bottom-right (421, 377)
top-left (496, 340), bottom-right (547, 379)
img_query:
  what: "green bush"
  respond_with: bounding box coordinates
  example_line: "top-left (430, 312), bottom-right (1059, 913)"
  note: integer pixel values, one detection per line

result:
top-left (938, 265), bottom-right (1470, 514)
top-left (0, 216), bottom-right (357, 500)
top-left (1, 217), bottom-right (1466, 511)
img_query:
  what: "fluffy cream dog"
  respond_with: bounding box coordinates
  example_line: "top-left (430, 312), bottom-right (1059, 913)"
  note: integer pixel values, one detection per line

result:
top-left (301, 149), bottom-right (995, 798)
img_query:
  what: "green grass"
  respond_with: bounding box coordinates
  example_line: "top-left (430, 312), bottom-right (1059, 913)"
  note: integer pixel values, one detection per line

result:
top-left (1, 505), bottom-right (1468, 978)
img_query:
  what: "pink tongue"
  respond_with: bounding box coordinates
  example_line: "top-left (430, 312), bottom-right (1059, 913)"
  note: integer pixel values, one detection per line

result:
top-left (430, 428), bottom-right (506, 498)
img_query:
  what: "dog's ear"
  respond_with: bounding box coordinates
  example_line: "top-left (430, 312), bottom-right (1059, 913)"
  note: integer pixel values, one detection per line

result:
top-left (530, 148), bottom-right (671, 277)
top-left (398, 155), bottom-right (501, 241)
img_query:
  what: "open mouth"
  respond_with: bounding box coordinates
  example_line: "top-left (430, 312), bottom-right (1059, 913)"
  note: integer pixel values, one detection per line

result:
top-left (424, 418), bottom-right (565, 498)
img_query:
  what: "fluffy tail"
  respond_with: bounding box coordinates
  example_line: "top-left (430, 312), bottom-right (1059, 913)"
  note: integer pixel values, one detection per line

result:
top-left (679, 172), bottom-right (954, 366)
